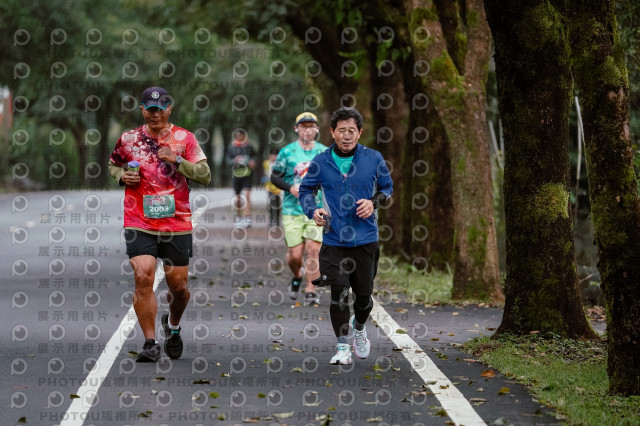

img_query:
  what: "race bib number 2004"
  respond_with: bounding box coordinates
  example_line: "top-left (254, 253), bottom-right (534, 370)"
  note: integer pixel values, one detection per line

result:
top-left (143, 194), bottom-right (176, 218)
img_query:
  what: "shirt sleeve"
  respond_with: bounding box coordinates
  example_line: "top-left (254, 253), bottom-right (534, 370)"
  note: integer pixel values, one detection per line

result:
top-left (272, 149), bottom-right (287, 175)
top-left (184, 132), bottom-right (207, 164)
top-left (109, 135), bottom-right (128, 167)
top-left (299, 159), bottom-right (322, 219)
top-left (376, 152), bottom-right (393, 198)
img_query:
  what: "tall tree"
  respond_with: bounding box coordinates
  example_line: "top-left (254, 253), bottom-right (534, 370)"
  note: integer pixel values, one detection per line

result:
top-left (569, 0), bottom-right (640, 396)
top-left (484, 0), bottom-right (596, 337)
top-left (247, 0), bottom-right (502, 302)
top-left (403, 0), bottom-right (503, 301)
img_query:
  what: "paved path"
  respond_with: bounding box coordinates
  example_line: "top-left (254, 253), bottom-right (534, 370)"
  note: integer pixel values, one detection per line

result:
top-left (2, 189), bottom-right (560, 425)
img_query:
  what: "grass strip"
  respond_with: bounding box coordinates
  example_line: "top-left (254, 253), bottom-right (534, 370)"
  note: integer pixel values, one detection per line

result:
top-left (465, 334), bottom-right (640, 425)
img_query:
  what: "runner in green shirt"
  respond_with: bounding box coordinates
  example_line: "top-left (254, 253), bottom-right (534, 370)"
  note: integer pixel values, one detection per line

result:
top-left (271, 112), bottom-right (328, 305)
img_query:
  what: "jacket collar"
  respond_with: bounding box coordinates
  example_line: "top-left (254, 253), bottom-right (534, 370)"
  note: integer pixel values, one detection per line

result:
top-left (326, 143), bottom-right (363, 158)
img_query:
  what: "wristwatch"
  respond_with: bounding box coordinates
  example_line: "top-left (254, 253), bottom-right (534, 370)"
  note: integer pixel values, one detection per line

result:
top-left (174, 155), bottom-right (183, 165)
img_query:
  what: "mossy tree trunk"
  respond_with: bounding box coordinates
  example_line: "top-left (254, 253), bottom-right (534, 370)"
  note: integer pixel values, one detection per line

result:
top-left (366, 50), bottom-right (410, 255)
top-left (569, 0), bottom-right (640, 396)
top-left (403, 0), bottom-right (503, 302)
top-left (484, 0), bottom-right (596, 338)
top-left (371, 0), bottom-right (456, 269)
top-left (402, 75), bottom-right (456, 270)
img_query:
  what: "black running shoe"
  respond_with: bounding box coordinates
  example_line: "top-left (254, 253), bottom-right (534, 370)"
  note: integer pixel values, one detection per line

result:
top-left (161, 312), bottom-right (183, 359)
top-left (288, 277), bottom-right (302, 300)
top-left (136, 338), bottom-right (160, 362)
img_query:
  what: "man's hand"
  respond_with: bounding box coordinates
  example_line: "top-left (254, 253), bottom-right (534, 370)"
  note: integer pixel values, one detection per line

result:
top-left (289, 183), bottom-right (300, 198)
top-left (313, 208), bottom-right (328, 226)
top-left (121, 170), bottom-right (140, 186)
top-left (356, 199), bottom-right (374, 219)
top-left (158, 146), bottom-right (177, 163)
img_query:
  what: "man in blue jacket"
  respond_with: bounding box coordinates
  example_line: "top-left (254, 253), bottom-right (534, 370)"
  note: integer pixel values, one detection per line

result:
top-left (299, 107), bottom-right (393, 365)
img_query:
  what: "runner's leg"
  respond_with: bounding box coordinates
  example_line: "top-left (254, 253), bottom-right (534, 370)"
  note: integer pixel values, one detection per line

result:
top-left (164, 265), bottom-right (190, 325)
top-left (287, 243), bottom-right (304, 279)
top-left (330, 285), bottom-right (351, 339)
top-left (130, 255), bottom-right (159, 339)
top-left (304, 239), bottom-right (321, 293)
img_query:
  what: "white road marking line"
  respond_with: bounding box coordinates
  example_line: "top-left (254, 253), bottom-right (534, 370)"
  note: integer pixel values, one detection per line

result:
top-left (60, 198), bottom-right (226, 426)
top-left (371, 298), bottom-right (486, 426)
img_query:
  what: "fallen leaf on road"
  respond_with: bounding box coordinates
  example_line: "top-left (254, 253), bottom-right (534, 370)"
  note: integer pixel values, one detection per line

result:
top-left (498, 387), bottom-right (510, 395)
top-left (273, 412), bottom-right (295, 419)
top-left (481, 370), bottom-right (495, 378)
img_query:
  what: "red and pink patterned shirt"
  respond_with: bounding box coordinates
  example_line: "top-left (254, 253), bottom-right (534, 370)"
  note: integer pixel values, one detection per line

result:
top-left (110, 124), bottom-right (207, 233)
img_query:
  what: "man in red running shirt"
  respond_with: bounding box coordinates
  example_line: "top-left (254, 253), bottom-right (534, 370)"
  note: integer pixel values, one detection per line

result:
top-left (108, 87), bottom-right (211, 362)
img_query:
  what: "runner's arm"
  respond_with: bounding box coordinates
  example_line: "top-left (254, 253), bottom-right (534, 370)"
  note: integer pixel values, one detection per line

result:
top-left (108, 161), bottom-right (126, 186)
top-left (370, 192), bottom-right (388, 209)
top-left (178, 159), bottom-right (211, 186)
top-left (270, 169), bottom-right (292, 192)
top-left (299, 161), bottom-right (322, 219)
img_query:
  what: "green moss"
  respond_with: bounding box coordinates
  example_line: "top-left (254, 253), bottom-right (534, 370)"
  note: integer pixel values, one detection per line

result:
top-left (463, 279), bottom-right (489, 300)
top-left (597, 55), bottom-right (624, 87)
top-left (468, 224), bottom-right (488, 265)
top-left (410, 5), bottom-right (438, 25)
top-left (518, 2), bottom-right (563, 51)
top-left (464, 138), bottom-right (475, 154)
top-left (431, 51), bottom-right (458, 80)
top-left (530, 183), bottom-right (569, 223)
top-left (430, 51), bottom-right (466, 111)
top-left (524, 287), bottom-right (567, 334)
top-left (454, 31), bottom-right (468, 66)
top-left (455, 156), bottom-right (466, 174)
top-left (467, 10), bottom-right (479, 28)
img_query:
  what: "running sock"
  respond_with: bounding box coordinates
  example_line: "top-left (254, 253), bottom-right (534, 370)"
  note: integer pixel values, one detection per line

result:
top-left (353, 320), bottom-right (365, 331)
top-left (168, 313), bottom-right (180, 330)
top-left (337, 336), bottom-right (348, 344)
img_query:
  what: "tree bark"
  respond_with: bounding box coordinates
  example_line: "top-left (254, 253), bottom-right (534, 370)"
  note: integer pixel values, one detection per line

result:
top-left (367, 51), bottom-right (409, 256)
top-left (401, 67), bottom-right (455, 270)
top-left (485, 0), bottom-right (596, 337)
top-left (404, 0), bottom-right (503, 302)
top-left (569, 0), bottom-right (640, 395)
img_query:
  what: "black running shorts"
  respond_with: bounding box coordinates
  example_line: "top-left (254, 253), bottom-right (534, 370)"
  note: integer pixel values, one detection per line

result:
top-left (124, 229), bottom-right (192, 267)
top-left (313, 242), bottom-right (380, 295)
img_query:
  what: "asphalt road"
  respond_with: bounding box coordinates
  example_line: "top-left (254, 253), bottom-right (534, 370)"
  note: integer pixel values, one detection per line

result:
top-left (2, 189), bottom-right (560, 426)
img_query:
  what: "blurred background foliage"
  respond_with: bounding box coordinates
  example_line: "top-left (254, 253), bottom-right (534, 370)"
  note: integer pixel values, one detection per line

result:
top-left (1, 0), bottom-right (639, 276)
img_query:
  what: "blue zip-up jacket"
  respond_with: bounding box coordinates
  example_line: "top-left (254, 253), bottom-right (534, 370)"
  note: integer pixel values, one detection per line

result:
top-left (299, 143), bottom-right (393, 247)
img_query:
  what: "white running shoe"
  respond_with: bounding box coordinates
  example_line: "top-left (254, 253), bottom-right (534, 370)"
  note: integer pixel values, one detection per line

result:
top-left (329, 343), bottom-right (352, 365)
top-left (351, 315), bottom-right (370, 359)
